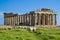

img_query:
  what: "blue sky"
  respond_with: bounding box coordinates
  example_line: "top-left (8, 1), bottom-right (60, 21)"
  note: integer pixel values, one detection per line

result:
top-left (0, 0), bottom-right (60, 25)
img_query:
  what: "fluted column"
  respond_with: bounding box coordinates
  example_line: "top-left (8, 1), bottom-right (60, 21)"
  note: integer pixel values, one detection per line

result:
top-left (25, 15), bottom-right (27, 25)
top-left (48, 14), bottom-right (50, 25)
top-left (27, 15), bottom-right (29, 24)
top-left (28, 15), bottom-right (30, 25)
top-left (45, 14), bottom-right (49, 25)
top-left (29, 14), bottom-right (30, 25)
top-left (51, 14), bottom-right (53, 25)
top-left (22, 15), bottom-right (23, 23)
top-left (17, 16), bottom-right (18, 25)
top-left (39, 14), bottom-right (41, 25)
top-left (42, 14), bottom-right (45, 25)
top-left (38, 14), bottom-right (40, 25)
top-left (35, 13), bottom-right (37, 26)
top-left (55, 14), bottom-right (56, 25)
top-left (8, 17), bottom-right (10, 25)
top-left (52, 14), bottom-right (54, 25)
top-left (49, 14), bottom-right (51, 25)
top-left (43, 14), bottom-right (45, 25)
top-left (20, 15), bottom-right (21, 23)
top-left (17, 16), bottom-right (19, 25)
top-left (10, 17), bottom-right (11, 25)
top-left (20, 15), bottom-right (22, 23)
top-left (5, 17), bottom-right (6, 25)
top-left (30, 14), bottom-right (31, 25)
top-left (23, 15), bottom-right (25, 25)
top-left (15, 16), bottom-right (16, 25)
top-left (7, 17), bottom-right (9, 25)
top-left (45, 14), bottom-right (47, 25)
top-left (19, 15), bottom-right (20, 24)
top-left (10, 17), bottom-right (12, 25)
top-left (24, 15), bottom-right (26, 25)
top-left (37, 14), bottom-right (39, 25)
top-left (14, 16), bottom-right (16, 25)
top-left (11, 16), bottom-right (13, 25)
top-left (15, 16), bottom-right (17, 25)
top-left (6, 17), bottom-right (8, 25)
top-left (21, 16), bottom-right (22, 23)
top-left (53, 14), bottom-right (56, 25)
top-left (13, 16), bottom-right (14, 25)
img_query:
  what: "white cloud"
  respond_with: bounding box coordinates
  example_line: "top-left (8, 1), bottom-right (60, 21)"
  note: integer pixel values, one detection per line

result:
top-left (0, 12), bottom-right (4, 15)
top-left (0, 12), bottom-right (4, 17)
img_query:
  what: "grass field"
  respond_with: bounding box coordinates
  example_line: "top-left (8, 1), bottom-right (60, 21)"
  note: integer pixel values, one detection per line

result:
top-left (0, 27), bottom-right (60, 40)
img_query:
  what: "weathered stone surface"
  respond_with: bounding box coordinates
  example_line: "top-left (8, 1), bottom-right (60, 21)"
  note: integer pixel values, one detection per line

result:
top-left (4, 8), bottom-right (57, 27)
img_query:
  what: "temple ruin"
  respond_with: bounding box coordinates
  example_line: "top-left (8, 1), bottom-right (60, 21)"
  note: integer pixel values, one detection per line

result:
top-left (4, 8), bottom-right (57, 27)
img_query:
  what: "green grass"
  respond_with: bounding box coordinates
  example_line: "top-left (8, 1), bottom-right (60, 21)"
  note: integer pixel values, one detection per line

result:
top-left (0, 27), bottom-right (60, 40)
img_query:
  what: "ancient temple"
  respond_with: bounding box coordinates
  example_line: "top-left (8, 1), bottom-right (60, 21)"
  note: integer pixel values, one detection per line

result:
top-left (4, 8), bottom-right (57, 27)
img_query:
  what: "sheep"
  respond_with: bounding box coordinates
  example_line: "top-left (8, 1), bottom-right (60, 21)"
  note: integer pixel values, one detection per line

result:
top-left (28, 27), bottom-right (36, 32)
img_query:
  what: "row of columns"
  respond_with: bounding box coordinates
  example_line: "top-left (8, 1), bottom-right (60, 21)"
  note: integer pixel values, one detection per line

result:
top-left (18, 14), bottom-right (32, 26)
top-left (4, 13), bottom-right (56, 26)
top-left (4, 15), bottom-right (20, 25)
top-left (35, 13), bottom-right (56, 26)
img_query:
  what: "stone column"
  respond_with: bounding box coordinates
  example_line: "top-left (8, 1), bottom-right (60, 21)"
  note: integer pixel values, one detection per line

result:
top-left (45, 14), bottom-right (48, 25)
top-left (10, 17), bottom-right (12, 25)
top-left (55, 14), bottom-right (57, 25)
top-left (17, 16), bottom-right (18, 25)
top-left (23, 15), bottom-right (25, 25)
top-left (9, 17), bottom-right (10, 25)
top-left (41, 14), bottom-right (45, 25)
top-left (13, 16), bottom-right (15, 25)
top-left (25, 14), bottom-right (27, 24)
top-left (35, 13), bottom-right (37, 26)
top-left (30, 14), bottom-right (31, 25)
top-left (53, 14), bottom-right (56, 25)
top-left (41, 14), bottom-right (43, 25)
top-left (21, 15), bottom-right (22, 23)
top-left (52, 14), bottom-right (54, 25)
top-left (29, 14), bottom-right (30, 25)
top-left (6, 17), bottom-right (8, 24)
top-left (17, 16), bottom-right (19, 25)
top-left (28, 15), bottom-right (30, 25)
top-left (11, 16), bottom-right (13, 25)
top-left (24, 15), bottom-right (25, 25)
top-left (27, 15), bottom-right (29, 24)
top-left (15, 16), bottom-right (18, 25)
top-left (38, 14), bottom-right (39, 25)
top-left (5, 17), bottom-right (7, 25)
top-left (45, 14), bottom-right (47, 25)
top-left (13, 16), bottom-right (14, 25)
top-left (39, 14), bottom-right (41, 25)
top-left (48, 14), bottom-right (50, 25)
top-left (21, 16), bottom-right (22, 23)
top-left (14, 16), bottom-right (15, 25)
top-left (51, 14), bottom-right (53, 25)
top-left (15, 16), bottom-right (16, 25)
top-left (49, 14), bottom-right (51, 25)
top-left (20, 15), bottom-right (21, 23)
top-left (10, 17), bottom-right (11, 25)
top-left (22, 15), bottom-right (23, 23)
top-left (43, 14), bottom-right (45, 25)
top-left (37, 14), bottom-right (39, 25)
top-left (7, 17), bottom-right (9, 25)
